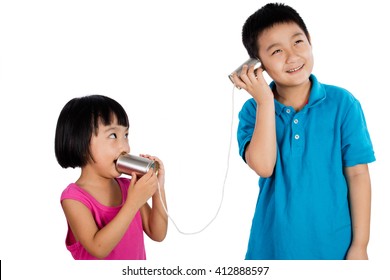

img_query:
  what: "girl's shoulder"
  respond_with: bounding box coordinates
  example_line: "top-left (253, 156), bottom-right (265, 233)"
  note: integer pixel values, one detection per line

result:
top-left (61, 183), bottom-right (83, 199)
top-left (60, 183), bottom-right (97, 211)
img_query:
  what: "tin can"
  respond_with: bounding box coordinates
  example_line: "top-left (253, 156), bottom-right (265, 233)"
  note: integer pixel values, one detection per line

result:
top-left (116, 154), bottom-right (159, 176)
top-left (228, 57), bottom-right (260, 84)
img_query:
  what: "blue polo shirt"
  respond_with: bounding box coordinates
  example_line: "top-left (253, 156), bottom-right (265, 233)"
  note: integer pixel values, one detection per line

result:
top-left (237, 74), bottom-right (375, 260)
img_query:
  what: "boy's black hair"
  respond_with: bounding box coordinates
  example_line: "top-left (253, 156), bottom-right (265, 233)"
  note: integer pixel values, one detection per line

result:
top-left (55, 95), bottom-right (129, 168)
top-left (242, 2), bottom-right (310, 59)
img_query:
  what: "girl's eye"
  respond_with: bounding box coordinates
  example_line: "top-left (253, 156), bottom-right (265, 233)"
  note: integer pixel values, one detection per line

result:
top-left (295, 39), bottom-right (304, 45)
top-left (125, 133), bottom-right (129, 139)
top-left (272, 49), bottom-right (282, 55)
top-left (109, 133), bottom-right (117, 139)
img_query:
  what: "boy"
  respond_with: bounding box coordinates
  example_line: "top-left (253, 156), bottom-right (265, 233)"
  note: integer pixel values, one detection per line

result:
top-left (231, 3), bottom-right (375, 259)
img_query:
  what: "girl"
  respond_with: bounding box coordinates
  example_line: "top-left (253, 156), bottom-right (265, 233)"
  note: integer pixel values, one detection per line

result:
top-left (55, 95), bottom-right (167, 260)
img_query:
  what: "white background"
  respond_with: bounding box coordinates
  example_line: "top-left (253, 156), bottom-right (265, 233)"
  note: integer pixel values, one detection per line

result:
top-left (0, 0), bottom-right (389, 279)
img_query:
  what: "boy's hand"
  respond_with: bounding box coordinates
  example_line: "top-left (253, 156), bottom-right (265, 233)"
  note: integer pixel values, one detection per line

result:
top-left (345, 244), bottom-right (368, 260)
top-left (231, 64), bottom-right (274, 106)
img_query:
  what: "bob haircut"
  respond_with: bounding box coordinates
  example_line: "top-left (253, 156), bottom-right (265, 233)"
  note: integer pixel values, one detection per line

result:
top-left (55, 95), bottom-right (129, 168)
top-left (242, 2), bottom-right (310, 59)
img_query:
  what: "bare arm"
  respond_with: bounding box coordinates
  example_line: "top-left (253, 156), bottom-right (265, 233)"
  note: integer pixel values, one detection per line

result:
top-left (62, 170), bottom-right (158, 259)
top-left (245, 99), bottom-right (276, 177)
top-left (344, 164), bottom-right (372, 260)
top-left (232, 65), bottom-right (276, 177)
top-left (140, 155), bottom-right (168, 242)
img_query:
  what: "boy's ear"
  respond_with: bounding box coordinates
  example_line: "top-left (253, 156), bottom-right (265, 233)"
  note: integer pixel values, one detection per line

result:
top-left (258, 57), bottom-right (266, 72)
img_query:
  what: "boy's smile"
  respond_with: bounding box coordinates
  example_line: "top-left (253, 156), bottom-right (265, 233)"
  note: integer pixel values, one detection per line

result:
top-left (286, 64), bottom-right (304, 73)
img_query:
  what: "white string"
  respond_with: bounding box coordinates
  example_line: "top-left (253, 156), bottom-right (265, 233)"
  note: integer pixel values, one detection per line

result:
top-left (157, 85), bottom-right (236, 235)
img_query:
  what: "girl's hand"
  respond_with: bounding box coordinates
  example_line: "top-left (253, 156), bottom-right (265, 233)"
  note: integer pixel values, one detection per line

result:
top-left (140, 154), bottom-right (165, 189)
top-left (231, 64), bottom-right (274, 106)
top-left (127, 169), bottom-right (158, 209)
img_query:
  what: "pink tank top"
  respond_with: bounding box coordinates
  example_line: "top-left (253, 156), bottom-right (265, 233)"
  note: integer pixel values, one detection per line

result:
top-left (60, 177), bottom-right (146, 260)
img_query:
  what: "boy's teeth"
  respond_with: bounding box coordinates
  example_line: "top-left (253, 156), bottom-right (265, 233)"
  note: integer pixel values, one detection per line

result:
top-left (287, 65), bottom-right (303, 72)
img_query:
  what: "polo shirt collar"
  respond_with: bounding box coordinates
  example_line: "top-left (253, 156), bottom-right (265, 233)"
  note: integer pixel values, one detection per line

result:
top-left (270, 74), bottom-right (327, 116)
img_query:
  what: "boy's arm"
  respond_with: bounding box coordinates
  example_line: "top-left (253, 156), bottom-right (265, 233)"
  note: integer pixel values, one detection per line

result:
top-left (232, 65), bottom-right (276, 177)
top-left (344, 164), bottom-right (372, 260)
top-left (245, 98), bottom-right (276, 177)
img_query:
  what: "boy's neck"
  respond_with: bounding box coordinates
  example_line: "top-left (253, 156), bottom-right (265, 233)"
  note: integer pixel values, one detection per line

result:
top-left (273, 79), bottom-right (312, 112)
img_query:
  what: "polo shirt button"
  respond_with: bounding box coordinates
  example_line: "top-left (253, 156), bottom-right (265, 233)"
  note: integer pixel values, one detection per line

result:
top-left (294, 134), bottom-right (300, 140)
top-left (286, 109), bottom-right (291, 114)
top-left (293, 119), bottom-right (299, 124)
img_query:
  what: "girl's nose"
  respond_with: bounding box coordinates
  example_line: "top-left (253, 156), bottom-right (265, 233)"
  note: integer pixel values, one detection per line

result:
top-left (124, 145), bottom-right (130, 155)
top-left (121, 139), bottom-right (130, 155)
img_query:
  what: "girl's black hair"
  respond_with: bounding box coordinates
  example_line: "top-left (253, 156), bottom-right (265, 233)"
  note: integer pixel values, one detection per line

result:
top-left (55, 95), bottom-right (129, 168)
top-left (242, 3), bottom-right (310, 58)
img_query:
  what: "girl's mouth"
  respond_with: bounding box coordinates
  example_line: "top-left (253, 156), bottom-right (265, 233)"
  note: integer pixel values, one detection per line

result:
top-left (114, 152), bottom-right (127, 164)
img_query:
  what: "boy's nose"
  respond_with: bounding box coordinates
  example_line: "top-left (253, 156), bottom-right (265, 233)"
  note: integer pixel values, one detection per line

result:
top-left (285, 49), bottom-right (299, 63)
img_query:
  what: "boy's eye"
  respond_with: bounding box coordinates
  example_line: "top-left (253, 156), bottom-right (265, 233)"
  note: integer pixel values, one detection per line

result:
top-left (272, 49), bottom-right (282, 55)
top-left (295, 39), bottom-right (304, 45)
top-left (125, 133), bottom-right (129, 139)
top-left (109, 133), bottom-right (117, 139)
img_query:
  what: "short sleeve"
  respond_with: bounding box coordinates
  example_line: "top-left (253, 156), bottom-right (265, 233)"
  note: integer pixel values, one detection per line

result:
top-left (237, 99), bottom-right (257, 162)
top-left (60, 184), bottom-right (93, 211)
top-left (341, 99), bottom-right (375, 167)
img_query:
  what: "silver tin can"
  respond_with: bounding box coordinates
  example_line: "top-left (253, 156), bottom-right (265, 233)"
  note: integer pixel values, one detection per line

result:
top-left (228, 57), bottom-right (260, 84)
top-left (116, 154), bottom-right (159, 176)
